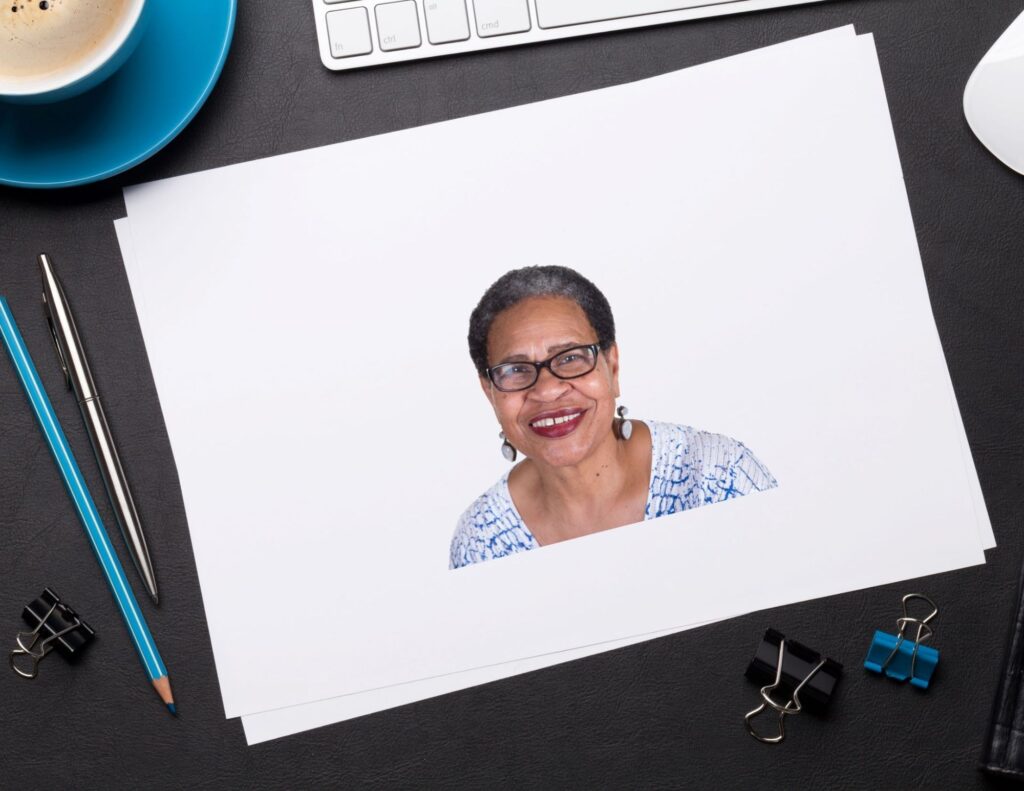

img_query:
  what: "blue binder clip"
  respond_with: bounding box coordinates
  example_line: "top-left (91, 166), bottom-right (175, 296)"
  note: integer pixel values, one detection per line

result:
top-left (864, 593), bottom-right (939, 689)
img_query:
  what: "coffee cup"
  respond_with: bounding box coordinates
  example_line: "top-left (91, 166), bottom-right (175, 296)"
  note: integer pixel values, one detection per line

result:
top-left (0, 0), bottom-right (149, 104)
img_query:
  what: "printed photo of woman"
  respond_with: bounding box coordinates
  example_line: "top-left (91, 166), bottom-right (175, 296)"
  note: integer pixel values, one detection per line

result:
top-left (450, 265), bottom-right (778, 569)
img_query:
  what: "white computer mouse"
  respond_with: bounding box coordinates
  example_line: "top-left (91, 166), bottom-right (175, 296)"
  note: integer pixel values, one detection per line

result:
top-left (964, 10), bottom-right (1024, 175)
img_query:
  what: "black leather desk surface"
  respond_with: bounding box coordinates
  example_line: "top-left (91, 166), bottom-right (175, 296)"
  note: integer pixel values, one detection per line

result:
top-left (2, 1), bottom-right (1023, 788)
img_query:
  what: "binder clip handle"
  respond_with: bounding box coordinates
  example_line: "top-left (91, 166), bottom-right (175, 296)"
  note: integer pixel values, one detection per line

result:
top-left (900, 592), bottom-right (938, 624)
top-left (10, 636), bottom-right (48, 679)
top-left (896, 593), bottom-right (938, 641)
top-left (10, 620), bottom-right (81, 680)
top-left (9, 600), bottom-right (64, 680)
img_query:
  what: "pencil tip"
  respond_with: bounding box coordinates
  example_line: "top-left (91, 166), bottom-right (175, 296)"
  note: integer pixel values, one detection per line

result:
top-left (150, 592), bottom-right (160, 605)
top-left (167, 703), bottom-right (177, 716)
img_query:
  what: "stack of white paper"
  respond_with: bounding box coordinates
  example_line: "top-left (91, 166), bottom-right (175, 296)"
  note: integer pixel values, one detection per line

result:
top-left (114, 26), bottom-right (993, 745)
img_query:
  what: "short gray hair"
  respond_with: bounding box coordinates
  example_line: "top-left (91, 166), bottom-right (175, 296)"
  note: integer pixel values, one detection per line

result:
top-left (468, 266), bottom-right (616, 376)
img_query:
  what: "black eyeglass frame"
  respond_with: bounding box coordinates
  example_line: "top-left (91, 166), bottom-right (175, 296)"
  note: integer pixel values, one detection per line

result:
top-left (485, 341), bottom-right (609, 393)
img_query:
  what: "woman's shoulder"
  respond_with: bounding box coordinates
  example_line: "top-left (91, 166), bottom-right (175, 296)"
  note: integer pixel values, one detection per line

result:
top-left (449, 474), bottom-right (537, 569)
top-left (647, 420), bottom-right (778, 494)
top-left (649, 420), bottom-right (752, 459)
top-left (651, 420), bottom-right (741, 456)
top-left (454, 476), bottom-right (516, 531)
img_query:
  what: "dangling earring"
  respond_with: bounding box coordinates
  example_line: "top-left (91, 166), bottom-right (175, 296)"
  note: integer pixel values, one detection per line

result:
top-left (499, 431), bottom-right (517, 462)
top-left (616, 405), bottom-right (633, 441)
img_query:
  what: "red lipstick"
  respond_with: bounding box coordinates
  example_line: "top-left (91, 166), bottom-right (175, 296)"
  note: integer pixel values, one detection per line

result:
top-left (528, 407), bottom-right (587, 439)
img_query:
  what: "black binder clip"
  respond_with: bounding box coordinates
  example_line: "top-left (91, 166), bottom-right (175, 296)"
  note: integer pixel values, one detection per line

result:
top-left (744, 629), bottom-right (843, 744)
top-left (10, 589), bottom-right (95, 679)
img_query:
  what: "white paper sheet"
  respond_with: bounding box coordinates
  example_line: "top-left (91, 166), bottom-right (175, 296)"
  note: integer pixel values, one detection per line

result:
top-left (116, 29), bottom-right (994, 745)
top-left (120, 28), bottom-right (990, 722)
top-left (115, 33), bottom-right (993, 742)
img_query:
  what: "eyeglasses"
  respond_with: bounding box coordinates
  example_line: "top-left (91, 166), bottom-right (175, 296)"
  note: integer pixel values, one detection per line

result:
top-left (486, 343), bottom-right (603, 393)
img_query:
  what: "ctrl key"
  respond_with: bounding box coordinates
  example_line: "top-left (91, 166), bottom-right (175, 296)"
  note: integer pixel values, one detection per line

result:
top-left (326, 8), bottom-right (373, 58)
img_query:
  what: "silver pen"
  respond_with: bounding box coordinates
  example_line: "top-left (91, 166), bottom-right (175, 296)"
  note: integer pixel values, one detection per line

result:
top-left (39, 253), bottom-right (160, 604)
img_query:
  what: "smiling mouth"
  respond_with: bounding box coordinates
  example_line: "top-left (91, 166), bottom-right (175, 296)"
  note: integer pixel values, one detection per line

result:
top-left (528, 409), bottom-right (586, 438)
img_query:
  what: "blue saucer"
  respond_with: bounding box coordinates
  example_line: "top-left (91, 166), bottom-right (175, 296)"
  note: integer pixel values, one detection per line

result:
top-left (0, 0), bottom-right (236, 189)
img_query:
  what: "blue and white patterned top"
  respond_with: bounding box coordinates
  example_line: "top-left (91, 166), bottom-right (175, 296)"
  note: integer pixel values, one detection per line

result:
top-left (449, 421), bottom-right (777, 569)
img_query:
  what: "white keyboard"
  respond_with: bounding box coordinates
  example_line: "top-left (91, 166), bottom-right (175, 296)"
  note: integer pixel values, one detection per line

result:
top-left (314, 0), bottom-right (828, 70)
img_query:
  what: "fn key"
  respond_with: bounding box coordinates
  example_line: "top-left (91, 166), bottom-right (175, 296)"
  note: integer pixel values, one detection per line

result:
top-left (326, 8), bottom-right (373, 58)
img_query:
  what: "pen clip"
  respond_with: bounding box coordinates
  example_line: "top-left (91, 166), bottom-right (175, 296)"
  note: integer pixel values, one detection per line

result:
top-left (42, 290), bottom-right (72, 391)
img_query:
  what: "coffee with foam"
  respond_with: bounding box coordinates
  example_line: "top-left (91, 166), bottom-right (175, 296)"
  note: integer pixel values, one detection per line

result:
top-left (0, 0), bottom-right (134, 84)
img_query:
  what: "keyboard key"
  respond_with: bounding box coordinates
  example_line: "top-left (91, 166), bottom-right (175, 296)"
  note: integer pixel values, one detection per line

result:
top-left (375, 1), bottom-right (422, 51)
top-left (326, 8), bottom-right (373, 57)
top-left (472, 0), bottom-right (530, 37)
top-left (535, 0), bottom-right (716, 29)
top-left (424, 0), bottom-right (470, 44)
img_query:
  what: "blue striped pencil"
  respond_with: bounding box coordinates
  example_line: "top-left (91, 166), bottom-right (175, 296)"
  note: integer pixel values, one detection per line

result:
top-left (0, 297), bottom-right (175, 714)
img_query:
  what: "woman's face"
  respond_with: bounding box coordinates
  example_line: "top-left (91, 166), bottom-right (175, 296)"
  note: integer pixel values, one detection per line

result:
top-left (481, 295), bottom-right (620, 468)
